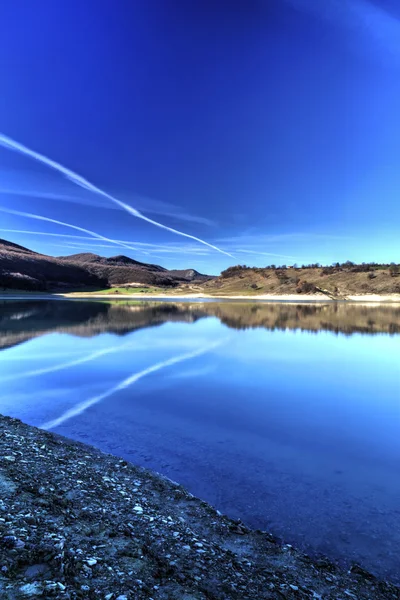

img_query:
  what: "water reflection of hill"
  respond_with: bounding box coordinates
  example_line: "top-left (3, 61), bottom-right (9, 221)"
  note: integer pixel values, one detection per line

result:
top-left (200, 302), bottom-right (400, 335)
top-left (1, 300), bottom-right (400, 350)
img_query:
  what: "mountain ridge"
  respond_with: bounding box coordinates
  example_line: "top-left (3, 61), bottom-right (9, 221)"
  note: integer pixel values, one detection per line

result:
top-left (0, 238), bottom-right (211, 291)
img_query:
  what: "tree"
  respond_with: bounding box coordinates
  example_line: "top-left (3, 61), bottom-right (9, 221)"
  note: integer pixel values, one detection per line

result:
top-left (389, 263), bottom-right (399, 277)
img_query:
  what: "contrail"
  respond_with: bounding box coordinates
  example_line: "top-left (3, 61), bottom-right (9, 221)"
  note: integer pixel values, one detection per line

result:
top-left (41, 340), bottom-right (223, 430)
top-left (0, 343), bottom-right (134, 383)
top-left (0, 133), bottom-right (233, 258)
top-left (0, 206), bottom-right (146, 254)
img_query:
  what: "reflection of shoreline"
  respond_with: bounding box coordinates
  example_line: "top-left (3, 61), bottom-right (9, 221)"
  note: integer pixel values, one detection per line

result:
top-left (2, 292), bottom-right (400, 303)
top-left (1, 299), bottom-right (400, 351)
top-left (57, 292), bottom-right (400, 303)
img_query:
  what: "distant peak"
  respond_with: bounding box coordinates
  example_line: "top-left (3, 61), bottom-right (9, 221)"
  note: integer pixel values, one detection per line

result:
top-left (59, 252), bottom-right (101, 262)
top-left (106, 255), bottom-right (141, 265)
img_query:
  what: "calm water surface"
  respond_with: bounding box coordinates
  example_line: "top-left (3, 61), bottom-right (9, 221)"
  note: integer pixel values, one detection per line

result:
top-left (1, 299), bottom-right (399, 582)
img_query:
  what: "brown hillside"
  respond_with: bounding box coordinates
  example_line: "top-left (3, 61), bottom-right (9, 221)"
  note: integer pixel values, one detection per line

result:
top-left (201, 265), bottom-right (400, 298)
top-left (0, 240), bottom-right (106, 291)
top-left (0, 239), bottom-right (211, 291)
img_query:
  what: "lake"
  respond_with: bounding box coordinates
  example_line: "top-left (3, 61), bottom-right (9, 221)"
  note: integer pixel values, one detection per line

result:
top-left (0, 299), bottom-right (399, 582)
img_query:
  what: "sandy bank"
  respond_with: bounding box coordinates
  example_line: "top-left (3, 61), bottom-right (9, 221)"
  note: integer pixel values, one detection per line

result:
top-left (1, 415), bottom-right (399, 599)
top-left (57, 292), bottom-right (400, 303)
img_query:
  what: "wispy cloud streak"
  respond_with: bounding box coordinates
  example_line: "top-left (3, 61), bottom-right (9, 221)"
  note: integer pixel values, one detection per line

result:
top-left (0, 228), bottom-right (209, 249)
top-left (0, 188), bottom-right (78, 202)
top-left (217, 232), bottom-right (349, 244)
top-left (0, 226), bottom-right (313, 262)
top-left (0, 133), bottom-right (232, 257)
top-left (0, 228), bottom-right (214, 257)
top-left (0, 206), bottom-right (146, 254)
top-left (41, 340), bottom-right (222, 430)
top-left (235, 249), bottom-right (301, 260)
top-left (0, 185), bottom-right (217, 227)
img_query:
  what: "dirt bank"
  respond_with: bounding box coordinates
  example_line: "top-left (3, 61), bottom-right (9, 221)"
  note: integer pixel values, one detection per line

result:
top-left (1, 415), bottom-right (399, 599)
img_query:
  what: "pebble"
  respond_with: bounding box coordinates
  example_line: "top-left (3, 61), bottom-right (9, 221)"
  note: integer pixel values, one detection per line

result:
top-left (19, 582), bottom-right (43, 596)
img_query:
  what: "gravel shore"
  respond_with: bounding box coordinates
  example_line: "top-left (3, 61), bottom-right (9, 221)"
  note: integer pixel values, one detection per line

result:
top-left (1, 415), bottom-right (399, 600)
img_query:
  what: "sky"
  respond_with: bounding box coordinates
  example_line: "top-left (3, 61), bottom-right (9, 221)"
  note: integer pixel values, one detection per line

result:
top-left (0, 0), bottom-right (399, 274)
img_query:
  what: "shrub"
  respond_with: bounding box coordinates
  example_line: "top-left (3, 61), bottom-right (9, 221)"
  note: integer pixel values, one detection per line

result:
top-left (0, 270), bottom-right (46, 291)
top-left (221, 265), bottom-right (249, 279)
top-left (321, 267), bottom-right (335, 275)
top-left (296, 280), bottom-right (317, 294)
top-left (275, 269), bottom-right (289, 282)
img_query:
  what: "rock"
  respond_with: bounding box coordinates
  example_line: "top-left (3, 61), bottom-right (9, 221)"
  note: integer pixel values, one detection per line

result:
top-left (19, 582), bottom-right (43, 596)
top-left (350, 564), bottom-right (377, 581)
top-left (1, 535), bottom-right (25, 549)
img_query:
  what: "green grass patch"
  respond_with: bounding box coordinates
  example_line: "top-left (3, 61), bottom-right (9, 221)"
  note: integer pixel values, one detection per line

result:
top-left (65, 286), bottom-right (166, 296)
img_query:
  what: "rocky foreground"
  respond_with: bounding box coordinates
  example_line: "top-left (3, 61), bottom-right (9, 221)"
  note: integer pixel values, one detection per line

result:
top-left (0, 415), bottom-right (399, 600)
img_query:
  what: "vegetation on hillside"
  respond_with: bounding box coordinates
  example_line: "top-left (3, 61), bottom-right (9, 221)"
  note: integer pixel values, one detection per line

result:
top-left (211, 261), bottom-right (400, 297)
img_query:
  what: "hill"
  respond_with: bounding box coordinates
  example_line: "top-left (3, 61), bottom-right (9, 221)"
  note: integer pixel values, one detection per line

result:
top-left (201, 263), bottom-right (400, 298)
top-left (1, 238), bottom-right (399, 297)
top-left (0, 239), bottom-right (211, 291)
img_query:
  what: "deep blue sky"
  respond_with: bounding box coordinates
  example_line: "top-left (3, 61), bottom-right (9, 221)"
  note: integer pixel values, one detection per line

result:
top-left (0, 0), bottom-right (399, 273)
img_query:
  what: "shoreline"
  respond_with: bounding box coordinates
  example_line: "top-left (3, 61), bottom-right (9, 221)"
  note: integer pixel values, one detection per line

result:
top-left (1, 292), bottom-right (400, 303)
top-left (1, 414), bottom-right (399, 599)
